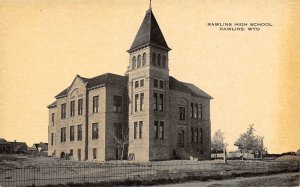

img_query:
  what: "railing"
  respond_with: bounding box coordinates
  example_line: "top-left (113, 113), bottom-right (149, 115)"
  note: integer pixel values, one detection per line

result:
top-left (0, 160), bottom-right (299, 187)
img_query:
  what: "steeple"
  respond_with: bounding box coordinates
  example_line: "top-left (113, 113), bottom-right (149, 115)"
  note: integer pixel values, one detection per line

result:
top-left (128, 8), bottom-right (171, 53)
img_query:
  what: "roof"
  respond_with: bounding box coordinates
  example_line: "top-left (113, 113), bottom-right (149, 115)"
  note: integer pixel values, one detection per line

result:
top-left (47, 101), bottom-right (57, 108)
top-left (0, 138), bottom-right (7, 143)
top-left (54, 73), bottom-right (128, 99)
top-left (128, 8), bottom-right (170, 52)
top-left (169, 76), bottom-right (213, 99)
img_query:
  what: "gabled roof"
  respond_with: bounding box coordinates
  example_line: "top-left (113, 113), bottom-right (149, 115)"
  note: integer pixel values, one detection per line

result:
top-left (47, 101), bottom-right (57, 108)
top-left (54, 73), bottom-right (128, 99)
top-left (128, 8), bottom-right (170, 52)
top-left (169, 76), bottom-right (213, 99)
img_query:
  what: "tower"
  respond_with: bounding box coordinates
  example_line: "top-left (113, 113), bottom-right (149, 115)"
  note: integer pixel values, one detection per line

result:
top-left (126, 7), bottom-right (171, 161)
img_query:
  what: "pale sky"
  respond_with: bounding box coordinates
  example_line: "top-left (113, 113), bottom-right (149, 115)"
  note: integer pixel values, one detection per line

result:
top-left (0, 0), bottom-right (299, 153)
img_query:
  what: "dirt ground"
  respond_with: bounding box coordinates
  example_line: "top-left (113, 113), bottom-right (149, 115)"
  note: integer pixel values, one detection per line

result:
top-left (153, 172), bottom-right (300, 187)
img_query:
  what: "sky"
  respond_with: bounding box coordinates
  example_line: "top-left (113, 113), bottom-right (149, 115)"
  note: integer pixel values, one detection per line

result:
top-left (0, 0), bottom-right (299, 153)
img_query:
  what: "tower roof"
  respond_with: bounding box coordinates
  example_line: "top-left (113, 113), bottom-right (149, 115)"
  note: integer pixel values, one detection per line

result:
top-left (128, 8), bottom-right (171, 52)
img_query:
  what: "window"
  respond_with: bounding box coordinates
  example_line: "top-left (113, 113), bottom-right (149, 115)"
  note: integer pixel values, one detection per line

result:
top-left (195, 128), bottom-right (199, 143)
top-left (77, 124), bottom-right (82, 141)
top-left (93, 96), bottom-right (99, 113)
top-left (113, 95), bottom-right (122, 113)
top-left (51, 133), bottom-right (54, 145)
top-left (78, 149), bottom-right (81, 161)
top-left (70, 126), bottom-right (75, 141)
top-left (177, 130), bottom-right (184, 147)
top-left (132, 56), bottom-right (136, 69)
top-left (154, 121), bottom-right (158, 139)
top-left (159, 121), bottom-right (164, 139)
top-left (92, 123), bottom-right (99, 140)
top-left (139, 121), bottom-right (143, 139)
top-left (191, 103), bottom-right (194, 118)
top-left (140, 79), bottom-right (144, 87)
top-left (191, 127), bottom-right (194, 143)
top-left (70, 149), bottom-right (73, 156)
top-left (199, 104), bottom-right (203, 119)
top-left (142, 53), bottom-right (146, 66)
top-left (134, 122), bottom-right (138, 139)
top-left (51, 113), bottom-right (55, 125)
top-left (152, 52), bottom-right (157, 66)
top-left (135, 81), bottom-right (139, 88)
top-left (194, 104), bottom-right (198, 118)
top-left (154, 79), bottom-right (158, 87)
top-left (61, 103), bottom-right (66, 119)
top-left (159, 80), bottom-right (164, 89)
top-left (162, 55), bottom-right (166, 68)
top-left (179, 107), bottom-right (186, 120)
top-left (60, 127), bottom-right (66, 142)
top-left (153, 93), bottom-right (158, 111)
top-left (134, 94), bottom-right (139, 112)
top-left (114, 123), bottom-right (122, 140)
top-left (70, 100), bottom-right (75, 117)
top-left (200, 128), bottom-right (203, 143)
top-left (159, 94), bottom-right (163, 111)
top-left (137, 55), bottom-right (141, 68)
top-left (93, 148), bottom-right (97, 159)
top-left (157, 54), bottom-right (161, 66)
top-left (78, 99), bottom-right (83, 115)
top-left (140, 93), bottom-right (144, 111)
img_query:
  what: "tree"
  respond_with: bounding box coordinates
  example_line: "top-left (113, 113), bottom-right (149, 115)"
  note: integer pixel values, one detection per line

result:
top-left (110, 124), bottom-right (129, 160)
top-left (211, 129), bottom-right (225, 159)
top-left (234, 124), bottom-right (256, 160)
top-left (253, 135), bottom-right (267, 159)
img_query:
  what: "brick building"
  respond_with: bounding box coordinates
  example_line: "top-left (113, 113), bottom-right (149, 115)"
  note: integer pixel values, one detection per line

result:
top-left (48, 7), bottom-right (212, 162)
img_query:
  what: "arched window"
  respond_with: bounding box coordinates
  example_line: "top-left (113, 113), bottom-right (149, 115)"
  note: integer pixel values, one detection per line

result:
top-left (137, 55), bottom-right (141, 68)
top-left (177, 130), bottom-right (184, 147)
top-left (152, 52), bottom-right (157, 66)
top-left (162, 55), bottom-right (166, 68)
top-left (132, 56), bottom-right (136, 69)
top-left (142, 53), bottom-right (146, 66)
top-left (157, 54), bottom-right (161, 67)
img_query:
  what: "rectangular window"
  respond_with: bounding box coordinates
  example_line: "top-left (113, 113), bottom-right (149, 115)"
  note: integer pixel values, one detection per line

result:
top-left (70, 126), bottom-right (75, 141)
top-left (199, 104), bottom-right (203, 119)
top-left (154, 79), bottom-right (158, 87)
top-left (70, 100), bottom-right (75, 117)
top-left (134, 94), bottom-right (139, 112)
top-left (179, 107), bottom-right (186, 120)
top-left (194, 104), bottom-right (198, 118)
top-left (113, 95), bottom-right (122, 112)
top-left (159, 121), bottom-right (164, 139)
top-left (114, 123), bottom-right (122, 140)
top-left (51, 133), bottom-right (54, 145)
top-left (70, 149), bottom-right (73, 156)
top-left (61, 103), bottom-right (66, 119)
top-left (139, 121), bottom-right (143, 139)
top-left (159, 80), bottom-right (164, 88)
top-left (135, 80), bottom-right (139, 88)
top-left (191, 127), bottom-right (194, 143)
top-left (191, 103), bottom-right (194, 118)
top-left (195, 128), bottom-right (199, 143)
top-left (78, 149), bottom-right (81, 161)
top-left (93, 96), bottom-right (99, 113)
top-left (159, 94), bottom-right (163, 111)
top-left (134, 122), bottom-right (138, 139)
top-left (92, 123), bottom-right (99, 140)
top-left (153, 93), bottom-right (158, 111)
top-left (140, 79), bottom-right (144, 87)
top-left (140, 93), bottom-right (144, 111)
top-left (60, 127), bottom-right (66, 142)
top-left (51, 113), bottom-right (55, 125)
top-left (154, 121), bottom-right (158, 139)
top-left (77, 124), bottom-right (82, 141)
top-left (78, 99), bottom-right (83, 115)
top-left (93, 148), bottom-right (97, 159)
top-left (200, 128), bottom-right (203, 143)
